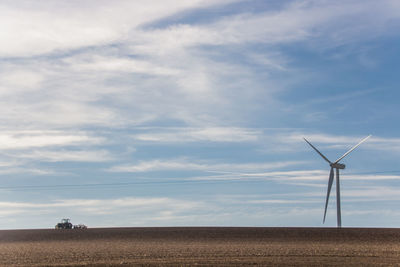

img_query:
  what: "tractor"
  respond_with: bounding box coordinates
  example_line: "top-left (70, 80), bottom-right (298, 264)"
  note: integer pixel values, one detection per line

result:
top-left (55, 218), bottom-right (73, 229)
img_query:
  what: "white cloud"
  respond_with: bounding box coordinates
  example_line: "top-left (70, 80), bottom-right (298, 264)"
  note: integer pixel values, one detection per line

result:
top-left (133, 127), bottom-right (261, 142)
top-left (286, 133), bottom-right (362, 145)
top-left (0, 130), bottom-right (111, 170)
top-left (0, 195), bottom-right (324, 227)
top-left (246, 199), bottom-right (319, 204)
top-left (0, 167), bottom-right (54, 175)
top-left (251, 131), bottom-right (375, 153)
top-left (0, 197), bottom-right (204, 220)
top-left (0, 197), bottom-right (185, 209)
top-left (0, 0), bottom-right (240, 57)
top-left (0, 130), bottom-right (103, 150)
top-left (0, 192), bottom-right (399, 228)
top-left (16, 149), bottom-right (113, 162)
top-left (0, 0), bottom-right (398, 130)
top-left (129, 0), bottom-right (400, 55)
top-left (1, 0), bottom-right (397, 59)
top-left (189, 169), bottom-right (400, 184)
top-left (289, 133), bottom-right (400, 152)
top-left (109, 158), bottom-right (305, 173)
top-left (343, 186), bottom-right (400, 199)
top-left (0, 70), bottom-right (44, 94)
top-left (66, 55), bottom-right (181, 76)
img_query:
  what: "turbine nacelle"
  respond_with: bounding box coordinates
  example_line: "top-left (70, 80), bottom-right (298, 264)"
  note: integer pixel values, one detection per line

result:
top-left (330, 163), bottom-right (345, 169)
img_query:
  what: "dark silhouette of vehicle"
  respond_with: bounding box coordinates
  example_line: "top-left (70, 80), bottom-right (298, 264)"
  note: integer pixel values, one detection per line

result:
top-left (55, 218), bottom-right (73, 229)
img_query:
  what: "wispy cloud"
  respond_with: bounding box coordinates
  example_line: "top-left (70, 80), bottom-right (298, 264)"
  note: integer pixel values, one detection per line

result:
top-left (0, 130), bottom-right (103, 150)
top-left (0, 0), bottom-right (240, 57)
top-left (0, 197), bottom-right (205, 225)
top-left (1, 0), bottom-right (398, 130)
top-left (344, 186), bottom-right (400, 199)
top-left (289, 133), bottom-right (400, 152)
top-left (0, 167), bottom-right (54, 176)
top-left (245, 199), bottom-right (319, 204)
top-left (109, 158), bottom-right (305, 173)
top-left (0, 197), bottom-right (199, 210)
top-left (132, 127), bottom-right (261, 143)
top-left (190, 170), bottom-right (400, 184)
top-left (66, 55), bottom-right (181, 76)
top-left (15, 149), bottom-right (114, 162)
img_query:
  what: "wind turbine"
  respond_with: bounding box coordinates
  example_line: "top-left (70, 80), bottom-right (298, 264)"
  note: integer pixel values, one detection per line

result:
top-left (303, 135), bottom-right (371, 228)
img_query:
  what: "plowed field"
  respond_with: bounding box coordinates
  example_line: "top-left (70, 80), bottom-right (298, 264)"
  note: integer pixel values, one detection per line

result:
top-left (1, 227), bottom-right (400, 266)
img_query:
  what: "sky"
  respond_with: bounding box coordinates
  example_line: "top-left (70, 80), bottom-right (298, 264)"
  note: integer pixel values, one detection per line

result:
top-left (0, 0), bottom-right (400, 229)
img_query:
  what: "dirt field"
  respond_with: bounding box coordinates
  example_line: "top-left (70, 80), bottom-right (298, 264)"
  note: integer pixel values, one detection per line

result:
top-left (0, 227), bottom-right (400, 266)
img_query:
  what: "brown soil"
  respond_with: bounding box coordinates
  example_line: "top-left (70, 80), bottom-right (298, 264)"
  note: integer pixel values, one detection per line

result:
top-left (0, 227), bottom-right (400, 266)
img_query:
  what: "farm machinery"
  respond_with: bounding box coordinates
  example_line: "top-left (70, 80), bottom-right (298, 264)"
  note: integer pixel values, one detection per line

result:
top-left (55, 218), bottom-right (87, 229)
top-left (74, 224), bottom-right (88, 229)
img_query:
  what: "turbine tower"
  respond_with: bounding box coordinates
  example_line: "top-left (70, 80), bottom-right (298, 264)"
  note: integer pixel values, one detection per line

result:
top-left (304, 135), bottom-right (371, 228)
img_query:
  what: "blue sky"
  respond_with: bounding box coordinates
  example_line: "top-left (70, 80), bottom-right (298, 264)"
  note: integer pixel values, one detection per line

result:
top-left (0, 0), bottom-right (400, 229)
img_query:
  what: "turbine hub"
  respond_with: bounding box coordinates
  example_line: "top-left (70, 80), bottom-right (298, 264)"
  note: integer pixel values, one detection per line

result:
top-left (331, 163), bottom-right (345, 169)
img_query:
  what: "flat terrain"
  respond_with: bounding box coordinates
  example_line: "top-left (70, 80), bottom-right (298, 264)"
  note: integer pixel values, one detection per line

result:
top-left (1, 227), bottom-right (400, 266)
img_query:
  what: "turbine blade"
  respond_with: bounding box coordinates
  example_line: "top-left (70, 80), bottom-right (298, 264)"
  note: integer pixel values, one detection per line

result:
top-left (304, 138), bottom-right (332, 164)
top-left (334, 135), bottom-right (371, 164)
top-left (323, 167), bottom-right (335, 223)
